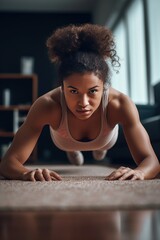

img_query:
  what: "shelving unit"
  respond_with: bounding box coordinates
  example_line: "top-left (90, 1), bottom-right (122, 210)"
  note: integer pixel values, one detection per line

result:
top-left (0, 73), bottom-right (38, 161)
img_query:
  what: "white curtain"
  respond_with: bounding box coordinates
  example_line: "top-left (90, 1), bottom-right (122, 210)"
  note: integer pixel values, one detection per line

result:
top-left (112, 20), bottom-right (129, 95)
top-left (147, 0), bottom-right (160, 86)
top-left (126, 0), bottom-right (147, 104)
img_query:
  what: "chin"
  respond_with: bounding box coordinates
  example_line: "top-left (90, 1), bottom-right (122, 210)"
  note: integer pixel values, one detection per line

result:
top-left (75, 111), bottom-right (93, 120)
top-left (77, 115), bottom-right (91, 120)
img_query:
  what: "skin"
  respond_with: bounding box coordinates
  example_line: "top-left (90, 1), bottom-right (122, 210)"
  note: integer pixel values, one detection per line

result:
top-left (0, 72), bottom-right (159, 181)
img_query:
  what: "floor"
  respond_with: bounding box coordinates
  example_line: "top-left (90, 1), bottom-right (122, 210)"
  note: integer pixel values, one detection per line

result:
top-left (0, 209), bottom-right (160, 240)
top-left (0, 162), bottom-right (160, 240)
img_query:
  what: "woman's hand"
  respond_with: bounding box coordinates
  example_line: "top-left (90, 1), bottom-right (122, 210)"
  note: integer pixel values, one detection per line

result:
top-left (105, 166), bottom-right (145, 180)
top-left (22, 168), bottom-right (62, 181)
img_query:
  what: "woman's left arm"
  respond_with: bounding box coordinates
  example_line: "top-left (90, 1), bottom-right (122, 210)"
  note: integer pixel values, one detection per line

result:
top-left (106, 94), bottom-right (160, 180)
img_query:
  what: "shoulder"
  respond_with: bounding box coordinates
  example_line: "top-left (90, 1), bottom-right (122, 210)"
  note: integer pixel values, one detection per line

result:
top-left (33, 87), bottom-right (61, 110)
top-left (25, 87), bottom-right (62, 129)
top-left (107, 87), bottom-right (140, 127)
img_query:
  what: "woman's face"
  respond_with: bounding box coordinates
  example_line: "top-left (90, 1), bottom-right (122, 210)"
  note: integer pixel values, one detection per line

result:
top-left (63, 73), bottom-right (104, 120)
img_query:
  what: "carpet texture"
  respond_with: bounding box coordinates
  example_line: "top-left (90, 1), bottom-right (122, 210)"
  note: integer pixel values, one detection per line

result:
top-left (0, 165), bottom-right (160, 211)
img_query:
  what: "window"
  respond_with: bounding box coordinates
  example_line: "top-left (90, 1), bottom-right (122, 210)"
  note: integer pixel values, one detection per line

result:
top-left (111, 0), bottom-right (148, 104)
top-left (111, 20), bottom-right (129, 96)
top-left (126, 0), bottom-right (147, 104)
top-left (147, 0), bottom-right (160, 86)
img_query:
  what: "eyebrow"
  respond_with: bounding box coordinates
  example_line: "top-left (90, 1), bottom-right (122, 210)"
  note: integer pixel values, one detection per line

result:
top-left (67, 85), bottom-right (100, 90)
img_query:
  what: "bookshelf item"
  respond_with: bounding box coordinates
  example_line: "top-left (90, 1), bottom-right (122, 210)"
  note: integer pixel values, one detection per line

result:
top-left (0, 73), bottom-right (38, 161)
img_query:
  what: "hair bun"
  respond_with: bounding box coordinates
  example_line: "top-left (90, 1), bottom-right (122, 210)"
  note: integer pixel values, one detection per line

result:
top-left (46, 23), bottom-right (119, 68)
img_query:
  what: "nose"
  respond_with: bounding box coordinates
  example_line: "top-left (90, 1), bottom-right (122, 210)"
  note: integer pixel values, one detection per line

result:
top-left (78, 94), bottom-right (89, 108)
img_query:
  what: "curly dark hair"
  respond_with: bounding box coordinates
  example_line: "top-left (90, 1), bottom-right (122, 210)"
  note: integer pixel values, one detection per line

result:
top-left (46, 23), bottom-right (120, 84)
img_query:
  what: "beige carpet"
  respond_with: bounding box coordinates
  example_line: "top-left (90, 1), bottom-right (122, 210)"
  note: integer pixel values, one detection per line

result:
top-left (0, 164), bottom-right (160, 211)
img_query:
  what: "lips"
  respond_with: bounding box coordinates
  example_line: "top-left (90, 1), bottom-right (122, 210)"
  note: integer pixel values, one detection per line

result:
top-left (76, 109), bottom-right (90, 113)
top-left (76, 109), bottom-right (91, 117)
top-left (77, 109), bottom-right (89, 111)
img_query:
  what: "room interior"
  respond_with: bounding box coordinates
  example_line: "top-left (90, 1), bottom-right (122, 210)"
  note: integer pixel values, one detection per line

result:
top-left (0, 0), bottom-right (160, 239)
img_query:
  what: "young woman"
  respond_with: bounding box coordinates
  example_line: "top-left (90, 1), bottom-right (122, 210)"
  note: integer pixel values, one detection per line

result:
top-left (0, 24), bottom-right (159, 181)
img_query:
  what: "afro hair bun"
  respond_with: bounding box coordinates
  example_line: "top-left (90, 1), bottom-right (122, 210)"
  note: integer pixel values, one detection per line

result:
top-left (46, 23), bottom-right (119, 67)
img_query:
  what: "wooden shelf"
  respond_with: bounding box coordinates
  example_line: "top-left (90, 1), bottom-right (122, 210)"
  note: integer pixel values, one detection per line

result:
top-left (0, 74), bottom-right (38, 161)
top-left (0, 131), bottom-right (15, 137)
top-left (0, 73), bottom-right (38, 102)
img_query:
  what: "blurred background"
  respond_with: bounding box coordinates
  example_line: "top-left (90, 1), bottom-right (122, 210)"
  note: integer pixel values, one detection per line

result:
top-left (0, 0), bottom-right (160, 165)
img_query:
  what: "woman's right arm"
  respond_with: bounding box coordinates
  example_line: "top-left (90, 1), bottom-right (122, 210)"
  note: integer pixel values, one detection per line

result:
top-left (0, 94), bottom-right (62, 181)
top-left (0, 121), bottom-right (42, 180)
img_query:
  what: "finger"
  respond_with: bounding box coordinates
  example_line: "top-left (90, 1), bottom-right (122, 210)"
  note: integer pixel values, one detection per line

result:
top-left (105, 172), bottom-right (123, 180)
top-left (118, 170), bottom-right (135, 180)
top-left (106, 168), bottom-right (131, 180)
top-left (50, 171), bottom-right (62, 181)
top-left (35, 169), bottom-right (45, 181)
top-left (42, 169), bottom-right (52, 181)
top-left (105, 170), bottom-right (116, 180)
top-left (105, 166), bottom-right (128, 180)
top-left (51, 176), bottom-right (58, 181)
top-left (130, 175), bottom-right (139, 180)
top-left (30, 171), bottom-right (36, 181)
top-left (119, 166), bottom-right (126, 170)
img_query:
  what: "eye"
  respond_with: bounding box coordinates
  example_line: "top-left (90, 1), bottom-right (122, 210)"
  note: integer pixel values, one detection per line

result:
top-left (70, 89), bottom-right (78, 94)
top-left (89, 89), bottom-right (98, 94)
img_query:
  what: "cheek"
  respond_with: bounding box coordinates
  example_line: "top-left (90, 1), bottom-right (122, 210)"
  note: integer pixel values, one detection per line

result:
top-left (94, 93), bottom-right (103, 104)
top-left (65, 94), bottom-right (77, 107)
top-left (89, 96), bottom-right (102, 109)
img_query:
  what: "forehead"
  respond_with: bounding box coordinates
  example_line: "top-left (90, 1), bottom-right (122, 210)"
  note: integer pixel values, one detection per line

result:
top-left (63, 73), bottom-right (103, 88)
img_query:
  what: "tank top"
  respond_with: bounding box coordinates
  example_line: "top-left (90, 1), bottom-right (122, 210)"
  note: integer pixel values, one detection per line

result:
top-left (50, 86), bottom-right (118, 151)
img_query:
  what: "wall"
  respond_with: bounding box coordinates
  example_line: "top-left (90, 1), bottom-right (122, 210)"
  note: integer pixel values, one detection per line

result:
top-left (93, 0), bottom-right (128, 27)
top-left (0, 12), bottom-right (91, 94)
top-left (0, 11), bottom-right (92, 162)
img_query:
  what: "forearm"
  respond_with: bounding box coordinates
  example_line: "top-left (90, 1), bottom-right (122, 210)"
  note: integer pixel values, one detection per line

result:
top-left (135, 156), bottom-right (160, 179)
top-left (0, 158), bottom-right (30, 180)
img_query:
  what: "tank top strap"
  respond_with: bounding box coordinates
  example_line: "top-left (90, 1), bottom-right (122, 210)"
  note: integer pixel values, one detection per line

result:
top-left (58, 87), bottom-right (66, 128)
top-left (102, 85), bottom-right (110, 112)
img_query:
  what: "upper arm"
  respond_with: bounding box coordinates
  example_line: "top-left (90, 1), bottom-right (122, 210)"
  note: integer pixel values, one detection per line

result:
top-left (121, 104), bottom-right (152, 164)
top-left (108, 92), bottom-right (156, 164)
